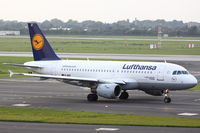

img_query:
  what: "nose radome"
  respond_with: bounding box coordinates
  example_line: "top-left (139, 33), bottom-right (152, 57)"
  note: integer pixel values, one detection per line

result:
top-left (182, 75), bottom-right (198, 89)
top-left (189, 75), bottom-right (198, 88)
top-left (194, 76), bottom-right (198, 84)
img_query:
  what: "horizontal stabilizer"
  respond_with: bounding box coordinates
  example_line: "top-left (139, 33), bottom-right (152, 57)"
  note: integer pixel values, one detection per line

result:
top-left (3, 63), bottom-right (42, 68)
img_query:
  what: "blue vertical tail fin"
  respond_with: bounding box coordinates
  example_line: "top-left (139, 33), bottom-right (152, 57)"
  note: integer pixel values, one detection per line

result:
top-left (28, 23), bottom-right (60, 61)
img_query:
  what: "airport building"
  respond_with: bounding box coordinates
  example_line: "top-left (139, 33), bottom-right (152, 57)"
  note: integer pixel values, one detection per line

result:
top-left (0, 31), bottom-right (20, 36)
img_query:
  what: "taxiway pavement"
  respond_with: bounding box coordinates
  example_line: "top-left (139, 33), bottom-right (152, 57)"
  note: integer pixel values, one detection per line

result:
top-left (0, 122), bottom-right (199, 133)
top-left (0, 78), bottom-right (199, 118)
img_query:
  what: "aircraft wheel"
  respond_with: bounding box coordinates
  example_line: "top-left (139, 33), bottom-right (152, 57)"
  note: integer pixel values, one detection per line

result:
top-left (119, 91), bottom-right (129, 100)
top-left (87, 94), bottom-right (98, 101)
top-left (164, 97), bottom-right (171, 103)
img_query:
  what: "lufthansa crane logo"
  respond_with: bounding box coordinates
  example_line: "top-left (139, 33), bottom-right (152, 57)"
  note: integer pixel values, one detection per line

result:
top-left (32, 34), bottom-right (44, 50)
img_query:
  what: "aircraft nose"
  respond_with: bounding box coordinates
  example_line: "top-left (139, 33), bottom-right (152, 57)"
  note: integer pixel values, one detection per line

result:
top-left (188, 75), bottom-right (198, 88)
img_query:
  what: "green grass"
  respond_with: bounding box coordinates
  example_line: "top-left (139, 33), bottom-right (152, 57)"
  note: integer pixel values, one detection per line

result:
top-left (190, 84), bottom-right (200, 90)
top-left (0, 56), bottom-right (33, 78)
top-left (0, 106), bottom-right (199, 127)
top-left (0, 36), bottom-right (200, 55)
top-left (46, 35), bottom-right (200, 40)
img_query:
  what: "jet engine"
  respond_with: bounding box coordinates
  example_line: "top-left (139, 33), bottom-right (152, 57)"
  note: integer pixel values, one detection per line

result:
top-left (96, 83), bottom-right (121, 99)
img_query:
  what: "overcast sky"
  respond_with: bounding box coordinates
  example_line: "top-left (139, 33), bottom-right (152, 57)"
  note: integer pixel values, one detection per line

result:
top-left (0, 0), bottom-right (199, 23)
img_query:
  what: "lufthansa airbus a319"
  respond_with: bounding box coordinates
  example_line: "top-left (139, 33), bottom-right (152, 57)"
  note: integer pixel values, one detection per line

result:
top-left (7, 23), bottom-right (198, 103)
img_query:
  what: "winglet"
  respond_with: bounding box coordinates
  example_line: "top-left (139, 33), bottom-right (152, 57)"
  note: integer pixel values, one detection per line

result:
top-left (8, 70), bottom-right (14, 77)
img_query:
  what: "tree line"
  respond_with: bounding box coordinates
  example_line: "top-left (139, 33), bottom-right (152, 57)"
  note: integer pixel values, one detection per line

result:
top-left (0, 18), bottom-right (200, 36)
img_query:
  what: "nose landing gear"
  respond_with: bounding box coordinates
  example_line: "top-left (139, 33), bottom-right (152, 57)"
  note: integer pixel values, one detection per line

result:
top-left (163, 89), bottom-right (171, 103)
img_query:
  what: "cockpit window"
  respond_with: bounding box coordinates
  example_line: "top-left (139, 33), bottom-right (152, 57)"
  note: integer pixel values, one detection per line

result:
top-left (177, 71), bottom-right (181, 75)
top-left (172, 70), bottom-right (188, 75)
top-left (172, 71), bottom-right (177, 75)
top-left (182, 71), bottom-right (189, 74)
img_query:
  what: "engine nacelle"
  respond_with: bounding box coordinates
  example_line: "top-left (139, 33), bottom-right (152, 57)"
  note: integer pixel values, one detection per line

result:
top-left (144, 90), bottom-right (163, 96)
top-left (96, 83), bottom-right (121, 99)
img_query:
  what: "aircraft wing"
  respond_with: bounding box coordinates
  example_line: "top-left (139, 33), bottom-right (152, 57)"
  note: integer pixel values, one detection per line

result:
top-left (3, 63), bottom-right (42, 69)
top-left (8, 70), bottom-right (126, 85)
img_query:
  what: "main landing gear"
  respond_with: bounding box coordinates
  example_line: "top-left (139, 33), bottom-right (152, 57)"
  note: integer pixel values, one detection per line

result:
top-left (87, 90), bottom-right (130, 101)
top-left (87, 93), bottom-right (98, 101)
top-left (163, 89), bottom-right (171, 103)
top-left (87, 87), bottom-right (98, 101)
top-left (119, 91), bottom-right (129, 100)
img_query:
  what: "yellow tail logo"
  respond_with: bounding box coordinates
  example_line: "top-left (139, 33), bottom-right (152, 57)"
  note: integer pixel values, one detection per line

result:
top-left (32, 34), bottom-right (44, 50)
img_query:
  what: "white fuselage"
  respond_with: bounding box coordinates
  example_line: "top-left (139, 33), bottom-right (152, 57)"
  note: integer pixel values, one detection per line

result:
top-left (24, 60), bottom-right (197, 91)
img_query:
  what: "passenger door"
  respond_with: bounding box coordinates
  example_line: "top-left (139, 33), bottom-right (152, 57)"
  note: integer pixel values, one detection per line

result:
top-left (157, 66), bottom-right (164, 81)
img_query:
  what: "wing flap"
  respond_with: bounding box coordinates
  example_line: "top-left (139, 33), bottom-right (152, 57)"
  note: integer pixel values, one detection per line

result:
top-left (98, 79), bottom-right (126, 84)
top-left (9, 70), bottom-right (98, 82)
